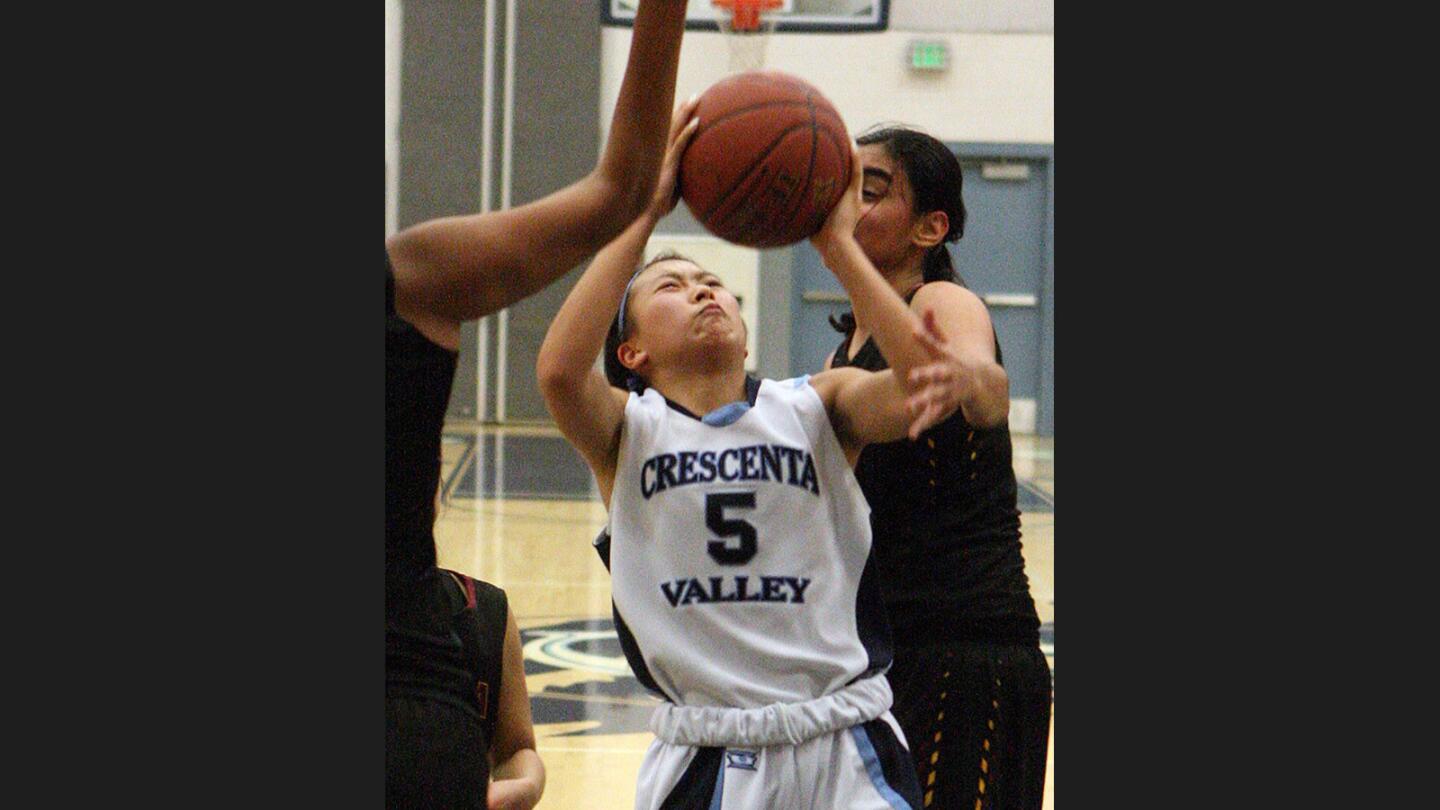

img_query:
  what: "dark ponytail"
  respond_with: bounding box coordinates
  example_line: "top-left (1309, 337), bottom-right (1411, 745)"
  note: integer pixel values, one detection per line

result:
top-left (830, 125), bottom-right (968, 335)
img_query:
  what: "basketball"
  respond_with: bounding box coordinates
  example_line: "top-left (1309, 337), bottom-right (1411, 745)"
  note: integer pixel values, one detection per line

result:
top-left (679, 70), bottom-right (852, 249)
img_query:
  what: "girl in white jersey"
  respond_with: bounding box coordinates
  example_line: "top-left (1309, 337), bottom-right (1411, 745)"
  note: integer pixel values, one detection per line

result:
top-left (536, 101), bottom-right (967, 810)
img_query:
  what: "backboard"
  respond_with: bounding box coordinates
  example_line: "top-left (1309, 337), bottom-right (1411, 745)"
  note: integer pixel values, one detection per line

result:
top-left (601, 0), bottom-right (890, 32)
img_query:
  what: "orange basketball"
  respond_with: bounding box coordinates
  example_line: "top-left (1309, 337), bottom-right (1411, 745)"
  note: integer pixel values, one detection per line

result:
top-left (679, 71), bottom-right (852, 249)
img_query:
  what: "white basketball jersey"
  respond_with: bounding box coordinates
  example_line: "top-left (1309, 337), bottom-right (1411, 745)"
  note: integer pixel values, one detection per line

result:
top-left (605, 377), bottom-right (891, 709)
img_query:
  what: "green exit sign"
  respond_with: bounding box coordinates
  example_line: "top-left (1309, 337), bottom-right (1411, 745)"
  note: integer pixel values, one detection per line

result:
top-left (910, 41), bottom-right (948, 71)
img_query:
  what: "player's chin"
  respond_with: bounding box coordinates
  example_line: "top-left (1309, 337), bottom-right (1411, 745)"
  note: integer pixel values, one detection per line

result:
top-left (691, 332), bottom-right (745, 360)
top-left (693, 317), bottom-right (739, 339)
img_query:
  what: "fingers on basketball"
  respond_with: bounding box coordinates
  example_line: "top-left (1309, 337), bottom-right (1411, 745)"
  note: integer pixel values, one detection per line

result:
top-left (679, 71), bottom-right (851, 248)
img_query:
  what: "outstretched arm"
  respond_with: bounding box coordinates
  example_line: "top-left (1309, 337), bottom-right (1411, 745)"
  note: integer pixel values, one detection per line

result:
top-left (807, 148), bottom-right (970, 448)
top-left (386, 0), bottom-right (690, 350)
top-left (812, 310), bottom-right (971, 461)
top-left (536, 100), bottom-right (701, 500)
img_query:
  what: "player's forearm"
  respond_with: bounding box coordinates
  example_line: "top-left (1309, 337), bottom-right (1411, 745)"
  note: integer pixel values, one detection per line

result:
top-left (833, 369), bottom-right (915, 447)
top-left (489, 748), bottom-right (544, 807)
top-left (386, 175), bottom-right (628, 323)
top-left (958, 356), bottom-right (1010, 428)
top-left (594, 0), bottom-right (689, 220)
top-left (536, 212), bottom-right (658, 396)
top-left (867, 372), bottom-right (919, 444)
top-left (820, 238), bottom-right (930, 383)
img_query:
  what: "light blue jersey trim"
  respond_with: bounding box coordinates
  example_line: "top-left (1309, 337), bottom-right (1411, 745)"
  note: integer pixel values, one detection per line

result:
top-left (849, 726), bottom-right (911, 810)
top-left (701, 400), bottom-right (751, 427)
top-left (789, 374), bottom-right (811, 389)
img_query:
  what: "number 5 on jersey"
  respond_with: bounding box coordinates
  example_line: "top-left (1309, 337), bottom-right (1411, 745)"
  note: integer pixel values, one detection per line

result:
top-left (706, 492), bottom-right (757, 565)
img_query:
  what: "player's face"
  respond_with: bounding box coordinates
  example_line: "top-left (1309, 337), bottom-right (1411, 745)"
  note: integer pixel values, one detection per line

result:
top-left (626, 259), bottom-right (746, 367)
top-left (853, 143), bottom-right (923, 274)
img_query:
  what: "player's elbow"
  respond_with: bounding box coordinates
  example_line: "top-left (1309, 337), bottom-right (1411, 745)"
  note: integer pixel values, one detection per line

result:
top-left (535, 353), bottom-right (579, 403)
top-left (535, 356), bottom-right (564, 398)
top-left (385, 228), bottom-right (441, 289)
top-left (383, 236), bottom-right (404, 279)
top-left (384, 227), bottom-right (419, 264)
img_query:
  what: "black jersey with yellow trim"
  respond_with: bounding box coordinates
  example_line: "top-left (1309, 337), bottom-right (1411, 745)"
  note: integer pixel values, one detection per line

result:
top-left (830, 299), bottom-right (1040, 646)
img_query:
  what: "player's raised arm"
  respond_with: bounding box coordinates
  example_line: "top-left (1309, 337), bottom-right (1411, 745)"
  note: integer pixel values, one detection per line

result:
top-left (809, 149), bottom-right (934, 390)
top-left (808, 149), bottom-right (970, 446)
top-left (385, 0), bottom-right (690, 350)
top-left (536, 100), bottom-right (701, 494)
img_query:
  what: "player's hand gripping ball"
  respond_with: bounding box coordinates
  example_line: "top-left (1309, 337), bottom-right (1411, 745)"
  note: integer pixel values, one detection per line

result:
top-left (679, 70), bottom-right (852, 248)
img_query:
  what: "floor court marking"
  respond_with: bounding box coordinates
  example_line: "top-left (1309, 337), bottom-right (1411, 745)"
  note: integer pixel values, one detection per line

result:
top-left (1017, 478), bottom-right (1055, 508)
top-left (529, 691), bottom-right (660, 709)
top-left (1013, 447), bottom-right (1054, 460)
top-left (440, 433), bottom-right (477, 506)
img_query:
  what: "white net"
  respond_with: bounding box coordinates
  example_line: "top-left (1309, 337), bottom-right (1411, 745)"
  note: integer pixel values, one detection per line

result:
top-left (715, 7), bottom-right (778, 73)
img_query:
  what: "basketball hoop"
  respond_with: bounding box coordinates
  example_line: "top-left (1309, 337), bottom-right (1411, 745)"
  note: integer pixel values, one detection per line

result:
top-left (713, 0), bottom-right (782, 72)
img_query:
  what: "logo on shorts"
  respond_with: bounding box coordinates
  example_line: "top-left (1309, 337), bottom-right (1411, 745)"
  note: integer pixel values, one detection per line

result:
top-left (475, 681), bottom-right (488, 719)
top-left (725, 750), bottom-right (758, 771)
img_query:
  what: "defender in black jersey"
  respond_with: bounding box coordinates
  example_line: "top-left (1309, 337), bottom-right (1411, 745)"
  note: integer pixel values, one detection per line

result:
top-left (385, 3), bottom-right (692, 806)
top-left (825, 126), bottom-right (1052, 810)
top-left (387, 257), bottom-right (538, 808)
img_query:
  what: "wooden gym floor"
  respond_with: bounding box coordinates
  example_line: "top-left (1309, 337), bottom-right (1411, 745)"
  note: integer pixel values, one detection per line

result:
top-left (431, 424), bottom-right (1055, 809)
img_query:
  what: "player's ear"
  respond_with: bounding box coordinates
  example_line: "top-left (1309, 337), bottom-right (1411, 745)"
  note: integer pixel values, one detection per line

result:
top-left (911, 210), bottom-right (949, 250)
top-left (618, 341), bottom-right (648, 374)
